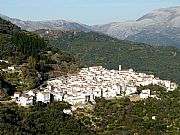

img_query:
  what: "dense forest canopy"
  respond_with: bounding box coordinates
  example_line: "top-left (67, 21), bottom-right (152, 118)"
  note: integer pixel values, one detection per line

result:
top-left (12, 31), bottom-right (47, 57)
top-left (0, 102), bottom-right (94, 135)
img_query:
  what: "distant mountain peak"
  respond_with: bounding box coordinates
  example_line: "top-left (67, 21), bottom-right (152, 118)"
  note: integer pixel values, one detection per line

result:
top-left (137, 6), bottom-right (180, 22)
top-left (92, 6), bottom-right (180, 48)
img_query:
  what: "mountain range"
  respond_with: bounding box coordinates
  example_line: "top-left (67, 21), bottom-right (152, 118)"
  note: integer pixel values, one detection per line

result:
top-left (0, 13), bottom-right (90, 32)
top-left (1, 6), bottom-right (180, 48)
top-left (93, 6), bottom-right (180, 48)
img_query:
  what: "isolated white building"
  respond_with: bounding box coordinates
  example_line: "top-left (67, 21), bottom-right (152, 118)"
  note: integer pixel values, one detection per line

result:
top-left (63, 109), bottom-right (72, 115)
top-left (8, 66), bottom-right (15, 71)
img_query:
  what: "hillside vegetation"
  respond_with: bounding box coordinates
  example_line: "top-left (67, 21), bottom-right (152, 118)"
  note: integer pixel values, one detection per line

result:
top-left (37, 30), bottom-right (180, 84)
top-left (76, 88), bottom-right (180, 134)
top-left (0, 21), bottom-right (180, 134)
top-left (0, 83), bottom-right (179, 134)
top-left (0, 102), bottom-right (94, 135)
top-left (0, 18), bottom-right (82, 99)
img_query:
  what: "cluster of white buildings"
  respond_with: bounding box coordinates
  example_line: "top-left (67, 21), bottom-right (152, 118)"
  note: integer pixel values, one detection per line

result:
top-left (13, 90), bottom-right (50, 106)
top-left (13, 65), bottom-right (177, 107)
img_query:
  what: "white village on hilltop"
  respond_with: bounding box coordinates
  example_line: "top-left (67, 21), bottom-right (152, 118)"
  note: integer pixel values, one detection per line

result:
top-left (13, 65), bottom-right (177, 108)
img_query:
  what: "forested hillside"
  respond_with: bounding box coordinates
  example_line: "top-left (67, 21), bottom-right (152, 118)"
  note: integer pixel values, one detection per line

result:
top-left (0, 19), bottom-right (180, 135)
top-left (0, 102), bottom-right (94, 135)
top-left (76, 88), bottom-right (180, 134)
top-left (0, 17), bottom-right (94, 135)
top-left (37, 30), bottom-right (180, 84)
top-left (0, 18), bottom-right (82, 99)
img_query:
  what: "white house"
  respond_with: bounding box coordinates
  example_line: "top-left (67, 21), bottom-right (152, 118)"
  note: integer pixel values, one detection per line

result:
top-left (53, 92), bottom-right (63, 101)
top-left (36, 92), bottom-right (50, 103)
top-left (170, 83), bottom-right (177, 91)
top-left (8, 66), bottom-right (15, 71)
top-left (63, 109), bottom-right (72, 115)
top-left (27, 90), bottom-right (36, 97)
top-left (125, 86), bottom-right (137, 95)
top-left (19, 96), bottom-right (33, 106)
top-left (164, 80), bottom-right (171, 88)
top-left (152, 116), bottom-right (156, 120)
top-left (14, 91), bottom-right (22, 101)
top-left (140, 89), bottom-right (151, 99)
top-left (0, 60), bottom-right (8, 63)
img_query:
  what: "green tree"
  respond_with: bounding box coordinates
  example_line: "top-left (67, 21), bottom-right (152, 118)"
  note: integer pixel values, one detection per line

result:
top-left (28, 56), bottom-right (36, 69)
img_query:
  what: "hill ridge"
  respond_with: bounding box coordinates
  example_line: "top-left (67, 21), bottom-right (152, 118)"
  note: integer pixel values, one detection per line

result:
top-left (1, 6), bottom-right (180, 47)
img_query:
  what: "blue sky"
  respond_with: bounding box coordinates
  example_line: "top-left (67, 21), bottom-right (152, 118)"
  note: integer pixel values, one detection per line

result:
top-left (0, 0), bottom-right (180, 25)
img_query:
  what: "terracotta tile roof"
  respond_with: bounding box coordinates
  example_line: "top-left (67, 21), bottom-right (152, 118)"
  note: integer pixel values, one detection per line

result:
top-left (15, 91), bottom-right (22, 94)
top-left (41, 92), bottom-right (50, 94)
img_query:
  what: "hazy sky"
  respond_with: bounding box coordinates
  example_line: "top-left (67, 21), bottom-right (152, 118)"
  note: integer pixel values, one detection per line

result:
top-left (0, 0), bottom-right (180, 25)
